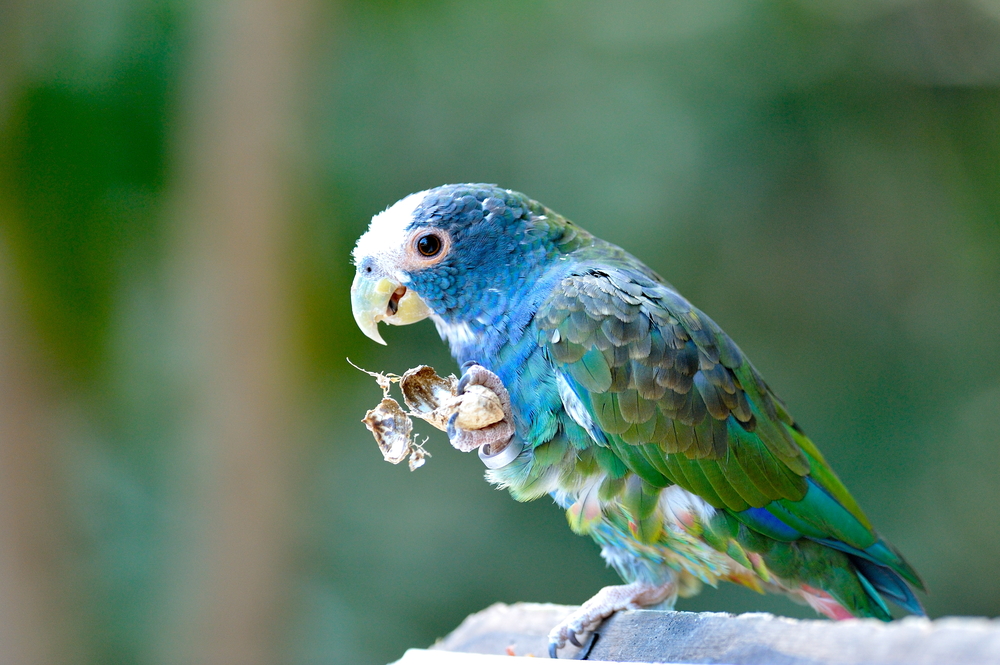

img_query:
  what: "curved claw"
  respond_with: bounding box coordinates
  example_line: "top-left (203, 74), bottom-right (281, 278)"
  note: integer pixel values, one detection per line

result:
top-left (572, 632), bottom-right (598, 659)
top-left (446, 412), bottom-right (458, 439)
top-left (548, 631), bottom-right (597, 660)
top-left (567, 630), bottom-right (582, 648)
top-left (457, 367), bottom-right (479, 395)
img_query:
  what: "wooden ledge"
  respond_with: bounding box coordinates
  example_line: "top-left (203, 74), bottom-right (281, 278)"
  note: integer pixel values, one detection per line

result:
top-left (394, 602), bottom-right (1000, 664)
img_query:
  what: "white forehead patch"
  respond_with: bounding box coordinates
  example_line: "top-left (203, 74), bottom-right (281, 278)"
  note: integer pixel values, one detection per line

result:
top-left (352, 190), bottom-right (428, 269)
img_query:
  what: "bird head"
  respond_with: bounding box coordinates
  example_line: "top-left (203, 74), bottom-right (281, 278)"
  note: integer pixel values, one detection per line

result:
top-left (351, 184), bottom-right (577, 344)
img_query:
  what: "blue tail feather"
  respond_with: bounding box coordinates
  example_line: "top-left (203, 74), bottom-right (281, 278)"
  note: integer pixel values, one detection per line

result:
top-left (815, 537), bottom-right (923, 588)
top-left (854, 568), bottom-right (891, 618)
top-left (852, 556), bottom-right (926, 616)
top-left (813, 537), bottom-right (925, 616)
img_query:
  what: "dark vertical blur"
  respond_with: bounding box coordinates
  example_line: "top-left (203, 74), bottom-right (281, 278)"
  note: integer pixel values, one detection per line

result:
top-left (0, 2), bottom-right (998, 664)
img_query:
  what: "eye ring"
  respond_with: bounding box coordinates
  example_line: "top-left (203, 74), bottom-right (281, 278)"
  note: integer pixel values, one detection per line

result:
top-left (416, 233), bottom-right (442, 257)
top-left (405, 229), bottom-right (450, 268)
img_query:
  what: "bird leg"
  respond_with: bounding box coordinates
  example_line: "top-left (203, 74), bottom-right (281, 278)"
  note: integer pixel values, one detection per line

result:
top-left (446, 362), bottom-right (514, 454)
top-left (548, 579), bottom-right (677, 659)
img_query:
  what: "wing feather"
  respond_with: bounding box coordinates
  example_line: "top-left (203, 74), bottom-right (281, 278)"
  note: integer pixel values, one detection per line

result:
top-left (539, 268), bottom-right (868, 539)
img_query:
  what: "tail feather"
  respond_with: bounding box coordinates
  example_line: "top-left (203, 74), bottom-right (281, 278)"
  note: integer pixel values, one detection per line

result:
top-left (815, 536), bottom-right (925, 592)
top-left (854, 568), bottom-right (891, 618)
top-left (852, 556), bottom-right (926, 616)
top-left (805, 536), bottom-right (925, 618)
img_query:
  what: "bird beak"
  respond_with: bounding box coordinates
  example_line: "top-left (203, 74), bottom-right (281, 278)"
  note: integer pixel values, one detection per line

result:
top-left (351, 271), bottom-right (432, 345)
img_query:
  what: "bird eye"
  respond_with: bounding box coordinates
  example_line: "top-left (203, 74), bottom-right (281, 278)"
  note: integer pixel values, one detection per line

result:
top-left (416, 234), bottom-right (442, 257)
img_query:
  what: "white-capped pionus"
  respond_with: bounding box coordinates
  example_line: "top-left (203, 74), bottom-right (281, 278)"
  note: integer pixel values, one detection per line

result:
top-left (351, 184), bottom-right (925, 657)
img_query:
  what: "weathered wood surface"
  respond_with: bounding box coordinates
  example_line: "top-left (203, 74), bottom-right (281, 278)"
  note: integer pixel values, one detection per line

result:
top-left (425, 602), bottom-right (1000, 663)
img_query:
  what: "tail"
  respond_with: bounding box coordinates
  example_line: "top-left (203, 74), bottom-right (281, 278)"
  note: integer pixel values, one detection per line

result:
top-left (817, 536), bottom-right (926, 618)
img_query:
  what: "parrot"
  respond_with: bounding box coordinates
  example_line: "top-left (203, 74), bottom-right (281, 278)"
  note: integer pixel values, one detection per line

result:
top-left (350, 183), bottom-right (924, 657)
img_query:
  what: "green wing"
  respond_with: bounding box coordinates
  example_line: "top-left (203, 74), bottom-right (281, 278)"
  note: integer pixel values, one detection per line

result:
top-left (536, 266), bottom-right (922, 591)
top-left (538, 268), bottom-right (812, 503)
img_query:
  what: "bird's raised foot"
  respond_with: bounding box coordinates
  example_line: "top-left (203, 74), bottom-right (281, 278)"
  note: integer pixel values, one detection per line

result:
top-left (446, 363), bottom-right (514, 455)
top-left (547, 580), bottom-right (676, 659)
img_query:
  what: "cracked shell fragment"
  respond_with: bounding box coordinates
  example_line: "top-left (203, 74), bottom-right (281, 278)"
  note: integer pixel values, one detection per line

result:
top-left (408, 446), bottom-right (427, 471)
top-left (362, 397), bottom-right (413, 464)
top-left (399, 365), bottom-right (458, 430)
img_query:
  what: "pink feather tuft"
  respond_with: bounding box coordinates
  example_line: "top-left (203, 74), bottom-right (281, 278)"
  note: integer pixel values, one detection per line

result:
top-left (800, 585), bottom-right (855, 620)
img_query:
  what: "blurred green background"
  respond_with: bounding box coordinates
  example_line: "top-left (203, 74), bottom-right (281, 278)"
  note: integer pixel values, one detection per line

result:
top-left (1, 1), bottom-right (999, 663)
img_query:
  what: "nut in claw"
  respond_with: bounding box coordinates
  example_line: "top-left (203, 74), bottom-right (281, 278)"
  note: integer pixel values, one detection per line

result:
top-left (453, 384), bottom-right (504, 430)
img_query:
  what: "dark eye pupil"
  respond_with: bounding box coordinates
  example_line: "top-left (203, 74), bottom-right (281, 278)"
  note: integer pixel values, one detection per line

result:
top-left (417, 234), bottom-right (441, 257)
